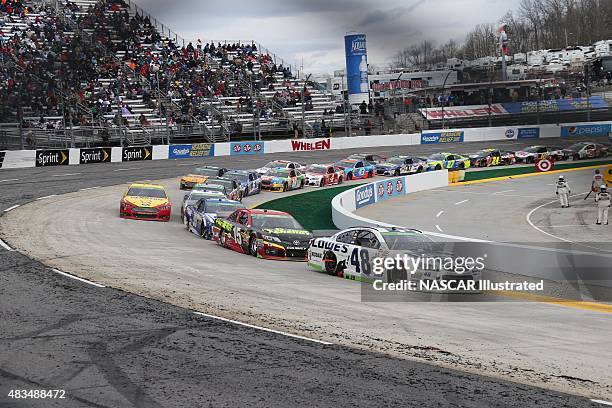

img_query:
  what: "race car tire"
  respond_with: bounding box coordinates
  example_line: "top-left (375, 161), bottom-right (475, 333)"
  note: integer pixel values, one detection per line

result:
top-left (394, 169), bottom-right (400, 177)
top-left (338, 176), bottom-right (343, 184)
top-left (347, 172), bottom-right (353, 181)
top-left (368, 170), bottom-right (374, 178)
top-left (527, 157), bottom-right (534, 164)
top-left (283, 182), bottom-right (289, 192)
top-left (200, 222), bottom-right (207, 238)
top-left (323, 251), bottom-right (338, 276)
top-left (435, 165), bottom-right (442, 171)
top-left (219, 232), bottom-right (227, 248)
top-left (300, 179), bottom-right (305, 189)
top-left (183, 215), bottom-right (189, 229)
top-left (249, 236), bottom-right (258, 257)
top-left (319, 179), bottom-right (325, 187)
top-left (416, 167), bottom-right (423, 173)
top-left (458, 162), bottom-right (465, 169)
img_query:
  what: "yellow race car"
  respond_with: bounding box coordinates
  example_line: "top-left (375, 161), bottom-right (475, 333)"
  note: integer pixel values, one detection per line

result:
top-left (120, 183), bottom-right (172, 222)
top-left (180, 166), bottom-right (227, 190)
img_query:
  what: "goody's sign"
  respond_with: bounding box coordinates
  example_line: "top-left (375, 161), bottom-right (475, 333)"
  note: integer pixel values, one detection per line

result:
top-left (354, 184), bottom-right (375, 209)
top-left (421, 131), bottom-right (464, 145)
top-left (517, 128), bottom-right (540, 139)
top-left (561, 124), bottom-right (611, 137)
top-left (344, 33), bottom-right (369, 100)
top-left (169, 143), bottom-right (214, 159)
top-left (230, 141), bottom-right (264, 156)
top-left (375, 177), bottom-right (406, 202)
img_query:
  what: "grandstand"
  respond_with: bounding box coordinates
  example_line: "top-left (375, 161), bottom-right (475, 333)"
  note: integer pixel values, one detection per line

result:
top-left (0, 0), bottom-right (343, 149)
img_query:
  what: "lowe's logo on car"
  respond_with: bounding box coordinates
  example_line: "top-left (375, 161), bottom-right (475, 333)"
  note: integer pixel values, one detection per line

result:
top-left (517, 128), bottom-right (540, 139)
top-left (355, 184), bottom-right (375, 209)
top-left (561, 124), bottom-right (611, 137)
top-left (230, 141), bottom-right (264, 156)
top-left (421, 131), bottom-right (464, 144)
top-left (169, 144), bottom-right (214, 159)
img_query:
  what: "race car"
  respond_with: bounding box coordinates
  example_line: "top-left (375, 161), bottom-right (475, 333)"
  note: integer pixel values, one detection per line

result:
top-left (223, 170), bottom-right (262, 197)
top-left (193, 183), bottom-right (227, 196)
top-left (213, 209), bottom-right (313, 260)
top-left (180, 166), bottom-right (227, 190)
top-left (514, 145), bottom-right (564, 163)
top-left (562, 142), bottom-right (610, 160)
top-left (185, 198), bottom-right (245, 239)
top-left (303, 164), bottom-right (344, 187)
top-left (334, 159), bottom-right (376, 180)
top-left (307, 226), bottom-right (482, 289)
top-left (467, 149), bottom-right (515, 167)
top-left (201, 177), bottom-right (243, 201)
top-left (347, 153), bottom-right (387, 165)
top-left (426, 153), bottom-right (471, 170)
top-left (181, 189), bottom-right (225, 220)
top-left (119, 183), bottom-right (171, 222)
top-left (256, 160), bottom-right (304, 175)
top-left (375, 156), bottom-right (428, 176)
top-left (260, 168), bottom-right (306, 192)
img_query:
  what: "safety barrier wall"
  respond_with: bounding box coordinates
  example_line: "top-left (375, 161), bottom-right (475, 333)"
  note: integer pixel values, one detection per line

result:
top-left (330, 167), bottom-right (612, 291)
top-left (2, 120), bottom-right (611, 169)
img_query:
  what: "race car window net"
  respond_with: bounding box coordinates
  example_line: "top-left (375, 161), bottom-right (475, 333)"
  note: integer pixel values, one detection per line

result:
top-left (206, 202), bottom-right (244, 213)
top-left (428, 154), bottom-right (444, 160)
top-left (251, 215), bottom-right (303, 230)
top-left (305, 165), bottom-right (326, 174)
top-left (381, 232), bottom-right (435, 251)
top-left (268, 169), bottom-right (291, 177)
top-left (127, 188), bottom-right (166, 199)
top-left (195, 168), bottom-right (220, 176)
top-left (335, 160), bottom-right (355, 167)
top-left (205, 179), bottom-right (234, 190)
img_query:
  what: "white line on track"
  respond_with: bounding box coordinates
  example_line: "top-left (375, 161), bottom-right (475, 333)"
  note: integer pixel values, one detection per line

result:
top-left (52, 173), bottom-right (80, 177)
top-left (538, 224), bottom-right (590, 228)
top-left (193, 312), bottom-right (332, 345)
top-left (0, 179), bottom-right (19, 182)
top-left (49, 268), bottom-right (106, 288)
top-left (178, 163), bottom-right (196, 166)
top-left (114, 167), bottom-right (141, 172)
top-left (79, 186), bottom-right (101, 191)
top-left (435, 225), bottom-right (443, 232)
top-left (436, 210), bottom-right (444, 218)
top-left (591, 399), bottom-right (612, 406)
top-left (455, 199), bottom-right (469, 205)
top-left (3, 204), bottom-right (20, 212)
top-left (493, 189), bottom-right (516, 195)
top-left (0, 238), bottom-right (14, 251)
top-left (36, 195), bottom-right (57, 200)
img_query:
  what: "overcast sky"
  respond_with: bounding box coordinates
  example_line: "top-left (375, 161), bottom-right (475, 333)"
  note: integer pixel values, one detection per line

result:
top-left (136, 0), bottom-right (522, 75)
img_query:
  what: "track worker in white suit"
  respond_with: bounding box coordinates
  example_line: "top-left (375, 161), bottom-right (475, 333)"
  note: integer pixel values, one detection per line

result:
top-left (555, 175), bottom-right (571, 208)
top-left (595, 185), bottom-right (610, 225)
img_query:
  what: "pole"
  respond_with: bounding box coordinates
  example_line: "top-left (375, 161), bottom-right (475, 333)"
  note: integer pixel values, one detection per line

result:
top-left (441, 70), bottom-right (453, 129)
top-left (302, 73), bottom-right (311, 138)
top-left (586, 64), bottom-right (591, 122)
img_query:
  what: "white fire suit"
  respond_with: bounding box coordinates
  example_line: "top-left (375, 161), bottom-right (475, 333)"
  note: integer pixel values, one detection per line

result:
top-left (556, 180), bottom-right (571, 208)
top-left (595, 191), bottom-right (610, 225)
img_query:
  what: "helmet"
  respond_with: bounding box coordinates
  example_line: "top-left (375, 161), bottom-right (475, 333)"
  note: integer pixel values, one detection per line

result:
top-left (558, 175), bottom-right (565, 181)
top-left (595, 169), bottom-right (600, 174)
top-left (601, 185), bottom-right (607, 192)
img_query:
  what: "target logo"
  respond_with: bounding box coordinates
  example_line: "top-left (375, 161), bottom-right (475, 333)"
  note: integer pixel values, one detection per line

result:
top-left (254, 143), bottom-right (262, 152)
top-left (386, 182), bottom-right (393, 195)
top-left (396, 179), bottom-right (404, 193)
top-left (243, 144), bottom-right (252, 153)
top-left (233, 145), bottom-right (242, 153)
top-left (378, 184), bottom-right (385, 197)
top-left (535, 158), bottom-right (554, 172)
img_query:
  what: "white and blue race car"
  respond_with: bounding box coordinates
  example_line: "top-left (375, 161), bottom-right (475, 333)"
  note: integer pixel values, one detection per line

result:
top-left (185, 198), bottom-right (245, 239)
top-left (375, 156), bottom-right (428, 176)
top-left (224, 170), bottom-right (262, 197)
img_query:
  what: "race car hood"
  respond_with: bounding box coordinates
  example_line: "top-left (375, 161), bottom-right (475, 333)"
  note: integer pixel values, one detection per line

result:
top-left (204, 211), bottom-right (235, 223)
top-left (261, 176), bottom-right (284, 184)
top-left (305, 172), bottom-right (323, 179)
top-left (182, 174), bottom-right (209, 183)
top-left (515, 151), bottom-right (531, 157)
top-left (124, 196), bottom-right (169, 208)
top-left (261, 228), bottom-right (313, 243)
top-left (256, 167), bottom-right (271, 174)
top-left (376, 162), bottom-right (398, 169)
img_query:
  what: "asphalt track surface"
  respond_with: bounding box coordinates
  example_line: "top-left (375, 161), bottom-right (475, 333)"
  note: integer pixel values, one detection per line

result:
top-left (0, 138), bottom-right (609, 408)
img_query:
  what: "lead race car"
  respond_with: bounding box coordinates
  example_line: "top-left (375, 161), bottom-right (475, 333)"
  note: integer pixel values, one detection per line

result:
top-left (375, 155), bottom-right (428, 176)
top-left (119, 183), bottom-right (172, 222)
top-left (307, 227), bottom-right (482, 290)
top-left (213, 209), bottom-right (313, 260)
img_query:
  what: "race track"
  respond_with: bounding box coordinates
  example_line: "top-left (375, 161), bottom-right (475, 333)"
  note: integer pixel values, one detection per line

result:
top-left (1, 140), bottom-right (610, 407)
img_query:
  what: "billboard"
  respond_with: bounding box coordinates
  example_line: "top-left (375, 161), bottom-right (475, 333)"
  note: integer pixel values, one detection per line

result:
top-left (230, 141), bottom-right (264, 156)
top-left (79, 148), bottom-right (111, 164)
top-left (36, 149), bottom-right (69, 167)
top-left (354, 184), bottom-right (376, 209)
top-left (517, 128), bottom-right (540, 139)
top-left (421, 131), bottom-right (465, 144)
top-left (420, 104), bottom-right (509, 120)
top-left (169, 144), bottom-right (214, 159)
top-left (344, 33), bottom-right (369, 105)
top-left (375, 177), bottom-right (406, 202)
top-left (561, 124), bottom-right (611, 137)
top-left (122, 146), bottom-right (152, 162)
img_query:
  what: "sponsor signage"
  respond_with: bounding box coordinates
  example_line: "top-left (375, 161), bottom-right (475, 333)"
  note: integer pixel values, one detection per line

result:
top-left (505, 129), bottom-right (515, 139)
top-left (503, 96), bottom-right (608, 115)
top-left (344, 33), bottom-right (369, 103)
top-left (561, 124), bottom-right (611, 137)
top-left (375, 177), bottom-right (406, 201)
top-left (122, 146), bottom-right (152, 162)
top-left (517, 128), bottom-right (540, 139)
top-left (371, 79), bottom-right (428, 93)
top-left (354, 184), bottom-right (376, 209)
top-left (79, 148), bottom-right (111, 164)
top-left (36, 149), bottom-right (69, 167)
top-left (169, 143), bottom-right (214, 159)
top-left (535, 158), bottom-right (554, 172)
top-left (230, 141), bottom-right (264, 156)
top-left (421, 131), bottom-right (464, 145)
top-left (604, 165), bottom-right (612, 186)
top-left (0, 151), bottom-right (5, 169)
top-left (291, 139), bottom-right (331, 151)
top-left (420, 104), bottom-right (508, 120)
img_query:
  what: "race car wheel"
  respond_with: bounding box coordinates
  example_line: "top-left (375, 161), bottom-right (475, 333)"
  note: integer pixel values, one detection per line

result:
top-left (183, 216), bottom-right (189, 229)
top-left (319, 179), bottom-right (325, 187)
top-left (347, 172), bottom-right (353, 180)
top-left (219, 232), bottom-right (227, 248)
top-left (249, 236), bottom-right (258, 257)
top-left (200, 222), bottom-right (207, 238)
top-left (368, 170), bottom-right (374, 178)
top-left (458, 162), bottom-right (465, 169)
top-left (435, 165), bottom-right (442, 171)
top-left (323, 251), bottom-right (338, 276)
top-left (282, 182), bottom-right (289, 192)
top-left (527, 157), bottom-right (534, 164)
top-left (571, 154), bottom-right (579, 161)
top-left (300, 179), bottom-right (305, 189)
top-left (394, 169), bottom-right (400, 177)
top-left (416, 167), bottom-right (423, 173)
top-left (338, 176), bottom-right (343, 184)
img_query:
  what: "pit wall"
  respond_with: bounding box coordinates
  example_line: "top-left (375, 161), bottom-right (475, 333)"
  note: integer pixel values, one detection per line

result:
top-left (1, 120), bottom-right (611, 169)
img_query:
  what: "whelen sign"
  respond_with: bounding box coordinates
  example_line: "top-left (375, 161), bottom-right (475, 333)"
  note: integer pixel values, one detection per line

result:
top-left (420, 104), bottom-right (509, 120)
top-left (291, 139), bottom-right (331, 151)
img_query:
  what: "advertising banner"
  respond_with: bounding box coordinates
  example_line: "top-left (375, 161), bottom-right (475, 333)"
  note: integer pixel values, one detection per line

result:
top-left (35, 149), bottom-right (69, 167)
top-left (502, 96), bottom-right (608, 115)
top-left (375, 177), bottom-right (406, 202)
top-left (169, 143), bottom-right (214, 159)
top-left (79, 148), bottom-right (111, 164)
top-left (561, 124), bottom-right (611, 137)
top-left (230, 141), bottom-right (264, 156)
top-left (122, 146), bottom-right (152, 162)
top-left (517, 128), bottom-right (540, 139)
top-left (421, 131), bottom-right (465, 144)
top-left (344, 33), bottom-right (369, 105)
top-left (291, 139), bottom-right (331, 151)
top-left (354, 184), bottom-right (376, 209)
top-left (0, 151), bottom-right (5, 169)
top-left (420, 104), bottom-right (508, 120)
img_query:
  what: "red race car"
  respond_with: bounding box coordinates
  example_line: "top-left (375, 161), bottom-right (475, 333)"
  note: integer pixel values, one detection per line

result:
top-left (303, 164), bottom-right (344, 187)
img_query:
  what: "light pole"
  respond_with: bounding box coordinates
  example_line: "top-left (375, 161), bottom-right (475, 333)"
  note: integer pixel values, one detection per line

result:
top-left (301, 73), bottom-right (312, 138)
top-left (440, 69), bottom-right (457, 129)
